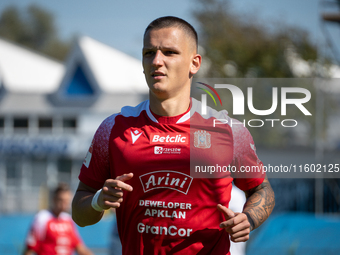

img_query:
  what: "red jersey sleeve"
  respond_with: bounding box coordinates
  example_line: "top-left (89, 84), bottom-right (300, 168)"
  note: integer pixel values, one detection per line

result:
top-left (25, 210), bottom-right (50, 253)
top-left (25, 224), bottom-right (40, 252)
top-left (70, 220), bottom-right (83, 248)
top-left (231, 119), bottom-right (265, 191)
top-left (79, 114), bottom-right (117, 190)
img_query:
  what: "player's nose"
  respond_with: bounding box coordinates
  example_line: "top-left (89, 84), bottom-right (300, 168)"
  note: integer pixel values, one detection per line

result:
top-left (152, 50), bottom-right (164, 66)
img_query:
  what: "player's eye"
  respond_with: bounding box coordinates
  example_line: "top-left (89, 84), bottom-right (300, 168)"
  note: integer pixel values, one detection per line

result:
top-left (165, 51), bottom-right (176, 55)
top-left (143, 51), bottom-right (154, 56)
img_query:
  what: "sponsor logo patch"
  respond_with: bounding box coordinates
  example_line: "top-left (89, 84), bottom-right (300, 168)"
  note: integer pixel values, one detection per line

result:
top-left (139, 170), bottom-right (193, 194)
top-left (154, 146), bottom-right (182, 155)
top-left (250, 143), bottom-right (261, 164)
top-left (83, 141), bottom-right (93, 168)
top-left (150, 133), bottom-right (188, 144)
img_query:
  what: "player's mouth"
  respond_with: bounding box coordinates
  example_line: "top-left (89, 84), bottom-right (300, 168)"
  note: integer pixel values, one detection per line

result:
top-left (151, 71), bottom-right (165, 79)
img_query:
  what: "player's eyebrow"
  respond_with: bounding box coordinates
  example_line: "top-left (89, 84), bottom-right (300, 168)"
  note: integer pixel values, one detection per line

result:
top-left (142, 47), bottom-right (154, 52)
top-left (162, 46), bottom-right (180, 52)
top-left (142, 46), bottom-right (181, 53)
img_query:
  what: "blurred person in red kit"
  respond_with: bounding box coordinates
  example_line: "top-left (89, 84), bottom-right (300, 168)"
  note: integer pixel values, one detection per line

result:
top-left (24, 183), bottom-right (93, 255)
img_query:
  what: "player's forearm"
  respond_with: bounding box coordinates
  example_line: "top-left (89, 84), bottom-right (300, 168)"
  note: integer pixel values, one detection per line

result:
top-left (243, 177), bottom-right (275, 231)
top-left (72, 190), bottom-right (104, 227)
top-left (23, 248), bottom-right (36, 255)
top-left (76, 243), bottom-right (94, 255)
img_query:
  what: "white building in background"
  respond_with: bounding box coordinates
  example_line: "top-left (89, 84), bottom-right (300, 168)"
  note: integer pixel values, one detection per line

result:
top-left (0, 37), bottom-right (148, 213)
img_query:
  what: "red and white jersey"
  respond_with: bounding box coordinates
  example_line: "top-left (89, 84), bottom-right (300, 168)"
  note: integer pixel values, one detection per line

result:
top-left (79, 98), bottom-right (265, 255)
top-left (25, 210), bottom-right (82, 255)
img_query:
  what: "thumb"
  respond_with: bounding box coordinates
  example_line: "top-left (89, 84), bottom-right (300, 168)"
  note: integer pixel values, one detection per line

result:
top-left (115, 173), bottom-right (134, 182)
top-left (217, 204), bottom-right (235, 220)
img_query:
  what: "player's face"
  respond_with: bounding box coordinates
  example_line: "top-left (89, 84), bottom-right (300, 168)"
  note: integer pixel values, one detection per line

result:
top-left (53, 191), bottom-right (71, 215)
top-left (143, 27), bottom-right (200, 99)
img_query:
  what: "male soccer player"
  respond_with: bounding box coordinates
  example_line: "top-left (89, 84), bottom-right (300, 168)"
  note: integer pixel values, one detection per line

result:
top-left (24, 183), bottom-right (93, 255)
top-left (72, 16), bottom-right (275, 254)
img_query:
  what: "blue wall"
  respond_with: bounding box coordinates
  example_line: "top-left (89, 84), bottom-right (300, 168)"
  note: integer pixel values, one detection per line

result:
top-left (247, 213), bottom-right (340, 255)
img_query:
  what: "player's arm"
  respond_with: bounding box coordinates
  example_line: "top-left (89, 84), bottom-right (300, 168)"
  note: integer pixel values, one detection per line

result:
top-left (75, 243), bottom-right (94, 255)
top-left (24, 220), bottom-right (40, 255)
top-left (72, 173), bottom-right (133, 227)
top-left (72, 181), bottom-right (104, 227)
top-left (23, 248), bottom-right (36, 255)
top-left (243, 176), bottom-right (275, 231)
top-left (218, 177), bottom-right (275, 242)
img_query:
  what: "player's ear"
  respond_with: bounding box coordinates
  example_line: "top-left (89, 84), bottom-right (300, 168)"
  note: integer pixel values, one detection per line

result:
top-left (189, 54), bottom-right (202, 77)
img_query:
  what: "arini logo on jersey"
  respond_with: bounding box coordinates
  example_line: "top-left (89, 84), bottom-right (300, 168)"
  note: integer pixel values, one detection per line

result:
top-left (139, 170), bottom-right (193, 195)
top-left (150, 133), bottom-right (188, 144)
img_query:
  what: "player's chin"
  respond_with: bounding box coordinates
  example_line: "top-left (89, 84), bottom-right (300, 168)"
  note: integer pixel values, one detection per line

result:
top-left (147, 81), bottom-right (166, 90)
top-left (148, 84), bottom-right (170, 96)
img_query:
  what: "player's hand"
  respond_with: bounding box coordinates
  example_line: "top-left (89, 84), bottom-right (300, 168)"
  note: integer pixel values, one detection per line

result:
top-left (98, 173), bottom-right (133, 209)
top-left (217, 204), bottom-right (251, 242)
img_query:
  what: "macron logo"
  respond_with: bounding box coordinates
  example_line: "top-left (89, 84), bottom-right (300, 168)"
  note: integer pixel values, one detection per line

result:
top-left (131, 129), bottom-right (143, 144)
top-left (150, 133), bottom-right (188, 144)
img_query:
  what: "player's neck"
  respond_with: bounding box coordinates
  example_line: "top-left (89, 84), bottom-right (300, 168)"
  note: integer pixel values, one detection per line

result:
top-left (149, 91), bottom-right (190, 117)
top-left (51, 208), bottom-right (62, 217)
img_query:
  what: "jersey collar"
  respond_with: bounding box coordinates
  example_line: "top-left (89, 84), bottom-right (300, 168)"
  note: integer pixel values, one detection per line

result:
top-left (145, 99), bottom-right (192, 124)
